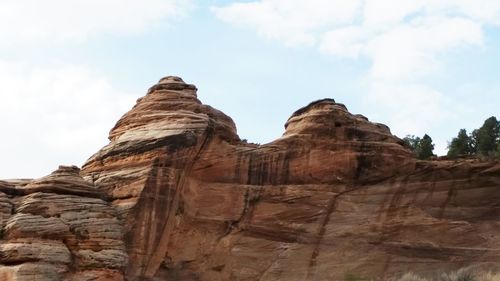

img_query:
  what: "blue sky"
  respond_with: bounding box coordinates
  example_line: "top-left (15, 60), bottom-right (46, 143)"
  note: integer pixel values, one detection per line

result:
top-left (1, 0), bottom-right (499, 178)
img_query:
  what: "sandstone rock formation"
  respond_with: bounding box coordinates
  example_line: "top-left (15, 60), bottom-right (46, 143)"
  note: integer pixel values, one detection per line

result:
top-left (0, 166), bottom-right (127, 280)
top-left (1, 76), bottom-right (499, 280)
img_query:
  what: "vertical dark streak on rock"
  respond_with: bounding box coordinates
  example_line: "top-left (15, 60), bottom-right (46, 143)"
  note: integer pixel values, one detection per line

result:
top-left (271, 152), bottom-right (281, 185)
top-left (439, 180), bottom-right (457, 219)
top-left (379, 176), bottom-right (410, 242)
top-left (282, 152), bottom-right (291, 185)
top-left (125, 159), bottom-right (162, 275)
top-left (234, 152), bottom-right (242, 183)
top-left (247, 153), bottom-right (255, 185)
top-left (261, 156), bottom-right (269, 185)
top-left (305, 185), bottom-right (365, 279)
top-left (143, 122), bottom-right (216, 278)
top-left (306, 193), bottom-right (338, 275)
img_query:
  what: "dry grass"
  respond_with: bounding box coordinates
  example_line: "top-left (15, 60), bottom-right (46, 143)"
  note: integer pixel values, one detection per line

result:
top-left (393, 267), bottom-right (500, 281)
top-left (397, 273), bottom-right (429, 281)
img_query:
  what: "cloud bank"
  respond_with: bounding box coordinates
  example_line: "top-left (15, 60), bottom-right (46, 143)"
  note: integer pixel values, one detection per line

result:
top-left (0, 0), bottom-right (192, 45)
top-left (0, 0), bottom-right (191, 178)
top-left (0, 61), bottom-right (137, 178)
top-left (213, 0), bottom-right (500, 153)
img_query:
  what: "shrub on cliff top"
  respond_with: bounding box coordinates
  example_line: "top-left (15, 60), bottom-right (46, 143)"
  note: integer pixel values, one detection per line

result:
top-left (476, 116), bottom-right (499, 156)
top-left (403, 134), bottom-right (435, 160)
top-left (418, 134), bottom-right (435, 160)
top-left (447, 116), bottom-right (500, 159)
top-left (447, 129), bottom-right (473, 159)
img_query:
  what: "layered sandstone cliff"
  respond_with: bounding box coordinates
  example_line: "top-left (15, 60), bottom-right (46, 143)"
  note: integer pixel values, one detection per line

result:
top-left (0, 166), bottom-right (127, 280)
top-left (1, 76), bottom-right (499, 280)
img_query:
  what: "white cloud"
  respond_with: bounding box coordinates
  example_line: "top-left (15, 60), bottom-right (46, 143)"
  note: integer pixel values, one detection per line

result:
top-left (213, 0), bottom-right (500, 154)
top-left (366, 16), bottom-right (483, 80)
top-left (0, 0), bottom-right (192, 46)
top-left (0, 0), bottom-right (191, 178)
top-left (365, 81), bottom-right (450, 133)
top-left (362, 0), bottom-right (422, 27)
top-left (212, 0), bottom-right (362, 46)
top-left (0, 61), bottom-right (136, 178)
top-left (320, 26), bottom-right (366, 58)
top-left (214, 0), bottom-right (488, 79)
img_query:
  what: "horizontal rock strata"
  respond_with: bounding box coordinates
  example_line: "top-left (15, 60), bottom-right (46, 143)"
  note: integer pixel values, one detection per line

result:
top-left (2, 76), bottom-right (499, 280)
top-left (81, 77), bottom-right (500, 280)
top-left (0, 166), bottom-right (127, 280)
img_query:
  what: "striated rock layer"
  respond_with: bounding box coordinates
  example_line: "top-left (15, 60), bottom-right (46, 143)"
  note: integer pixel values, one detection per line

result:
top-left (2, 76), bottom-right (500, 280)
top-left (0, 166), bottom-right (127, 281)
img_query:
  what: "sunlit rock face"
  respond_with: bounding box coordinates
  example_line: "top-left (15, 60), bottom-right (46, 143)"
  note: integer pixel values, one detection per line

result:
top-left (1, 76), bottom-right (500, 281)
top-left (81, 77), bottom-right (500, 280)
top-left (0, 166), bottom-right (127, 281)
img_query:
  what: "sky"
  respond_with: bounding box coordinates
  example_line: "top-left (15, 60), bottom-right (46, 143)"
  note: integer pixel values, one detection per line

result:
top-left (1, 0), bottom-right (500, 179)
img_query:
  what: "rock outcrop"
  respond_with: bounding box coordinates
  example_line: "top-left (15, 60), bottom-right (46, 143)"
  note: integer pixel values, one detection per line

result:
top-left (0, 166), bottom-right (127, 280)
top-left (1, 76), bottom-right (500, 280)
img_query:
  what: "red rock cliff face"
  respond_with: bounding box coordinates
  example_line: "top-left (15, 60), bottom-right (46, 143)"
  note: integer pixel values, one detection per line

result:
top-left (80, 77), bottom-right (500, 280)
top-left (1, 76), bottom-right (499, 281)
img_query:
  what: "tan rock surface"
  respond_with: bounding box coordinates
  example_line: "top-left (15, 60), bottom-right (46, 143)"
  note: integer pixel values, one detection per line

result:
top-left (1, 76), bottom-right (499, 280)
top-left (80, 77), bottom-right (500, 280)
top-left (0, 166), bottom-right (127, 280)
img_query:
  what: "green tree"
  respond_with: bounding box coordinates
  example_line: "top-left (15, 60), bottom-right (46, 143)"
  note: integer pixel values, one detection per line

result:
top-left (403, 134), bottom-right (435, 160)
top-left (469, 129), bottom-right (479, 154)
top-left (403, 135), bottom-right (421, 153)
top-left (476, 116), bottom-right (499, 156)
top-left (447, 129), bottom-right (472, 159)
top-left (418, 134), bottom-right (435, 160)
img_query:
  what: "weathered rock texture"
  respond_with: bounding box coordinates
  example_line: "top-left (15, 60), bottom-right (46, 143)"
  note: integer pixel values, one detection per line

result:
top-left (2, 76), bottom-right (500, 280)
top-left (0, 166), bottom-right (127, 280)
